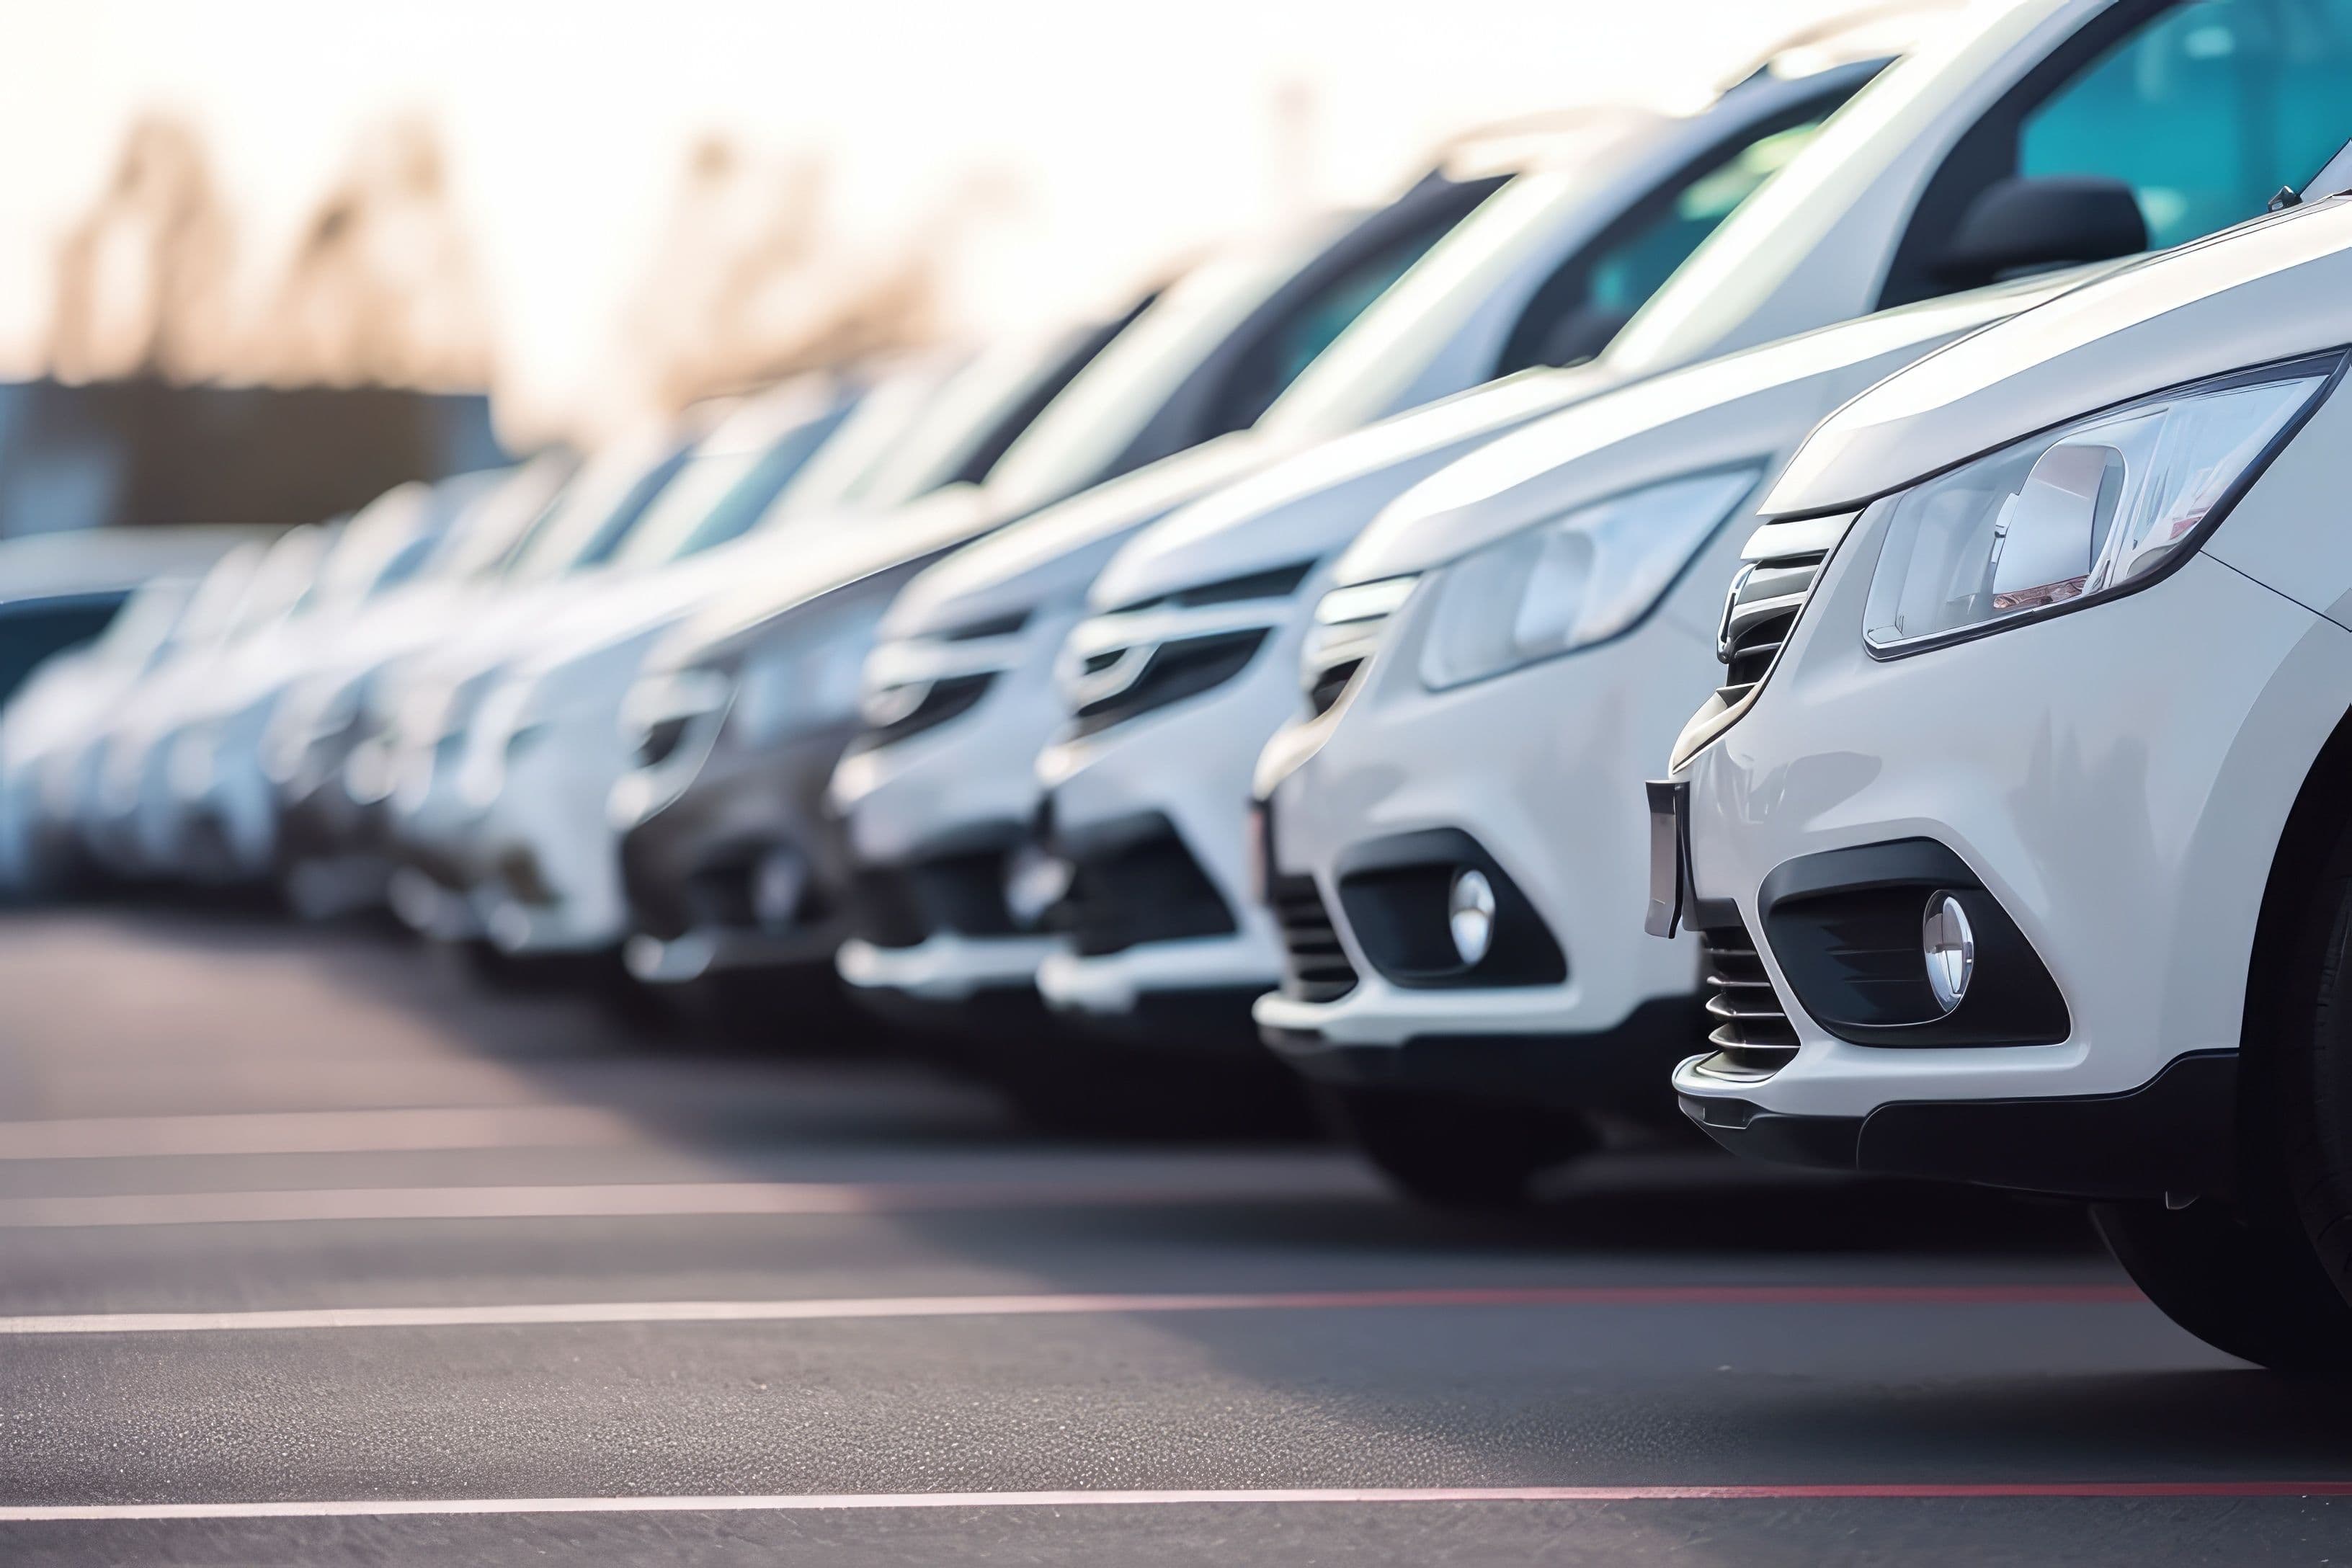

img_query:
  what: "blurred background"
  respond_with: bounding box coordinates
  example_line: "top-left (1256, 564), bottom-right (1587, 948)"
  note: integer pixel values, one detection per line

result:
top-left (0, 0), bottom-right (1870, 526)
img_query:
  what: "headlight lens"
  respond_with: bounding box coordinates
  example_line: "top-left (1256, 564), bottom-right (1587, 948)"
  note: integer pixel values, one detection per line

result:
top-left (729, 600), bottom-right (887, 747)
top-left (1861, 357), bottom-right (2339, 654)
top-left (1417, 466), bottom-right (1763, 690)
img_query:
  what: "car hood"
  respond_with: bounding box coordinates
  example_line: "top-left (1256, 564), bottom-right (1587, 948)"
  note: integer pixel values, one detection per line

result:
top-left (1339, 270), bottom-right (2098, 585)
top-left (1765, 198), bottom-right (2352, 517)
top-left (177, 579), bottom-right (481, 725)
top-left (877, 432), bottom-right (1273, 640)
top-left (655, 485), bottom-right (997, 669)
top-left (1088, 366), bottom-right (1609, 611)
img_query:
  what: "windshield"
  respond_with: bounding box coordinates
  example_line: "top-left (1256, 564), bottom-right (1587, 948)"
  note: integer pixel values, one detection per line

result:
top-left (504, 438), bottom-right (695, 583)
top-left (979, 225), bottom-right (1343, 517)
top-left (1258, 123), bottom-right (1656, 438)
top-left (753, 359), bottom-right (966, 523)
top-left (842, 334), bottom-right (1092, 507)
top-left (615, 398), bottom-right (855, 569)
top-left (1603, 1), bottom-right (2054, 375)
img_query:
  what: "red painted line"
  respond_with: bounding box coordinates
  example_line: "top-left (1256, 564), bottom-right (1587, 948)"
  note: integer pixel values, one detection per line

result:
top-left (6, 1481), bottom-right (2351, 1520)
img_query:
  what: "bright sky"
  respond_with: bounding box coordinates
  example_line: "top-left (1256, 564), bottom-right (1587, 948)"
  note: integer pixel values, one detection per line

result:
top-left (0, 0), bottom-right (1864, 436)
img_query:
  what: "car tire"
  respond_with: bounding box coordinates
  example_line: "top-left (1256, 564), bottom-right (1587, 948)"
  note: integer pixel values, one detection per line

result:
top-left (1314, 1084), bottom-right (1595, 1211)
top-left (2273, 817), bottom-right (2352, 1311)
top-left (2092, 1200), bottom-right (2352, 1378)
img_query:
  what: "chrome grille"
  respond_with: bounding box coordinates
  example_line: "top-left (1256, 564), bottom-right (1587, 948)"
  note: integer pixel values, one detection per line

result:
top-left (1692, 918), bottom-right (1797, 1082)
top-left (1714, 512), bottom-right (1852, 707)
top-left (1301, 575), bottom-right (1416, 718)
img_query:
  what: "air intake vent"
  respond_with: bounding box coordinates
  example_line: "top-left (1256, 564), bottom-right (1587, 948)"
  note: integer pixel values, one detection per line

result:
top-left (1692, 917), bottom-right (1798, 1082)
top-left (1271, 873), bottom-right (1358, 1002)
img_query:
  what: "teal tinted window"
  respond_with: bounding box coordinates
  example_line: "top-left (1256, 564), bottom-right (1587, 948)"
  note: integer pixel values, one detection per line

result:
top-left (1585, 119), bottom-right (1827, 316)
top-left (2023, 0), bottom-right (2352, 249)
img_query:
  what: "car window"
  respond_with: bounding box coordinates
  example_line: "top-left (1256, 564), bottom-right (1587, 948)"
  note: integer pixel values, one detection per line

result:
top-left (2020, 0), bottom-right (2352, 250)
top-left (1497, 116), bottom-right (1830, 374)
top-left (1206, 216), bottom-right (1465, 435)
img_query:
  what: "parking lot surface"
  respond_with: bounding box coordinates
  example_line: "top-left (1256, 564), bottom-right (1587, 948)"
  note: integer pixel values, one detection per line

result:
top-left (3, 907), bottom-right (2349, 1565)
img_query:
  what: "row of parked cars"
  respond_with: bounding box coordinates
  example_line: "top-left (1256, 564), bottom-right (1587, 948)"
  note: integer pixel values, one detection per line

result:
top-left (6, 0), bottom-right (2352, 1373)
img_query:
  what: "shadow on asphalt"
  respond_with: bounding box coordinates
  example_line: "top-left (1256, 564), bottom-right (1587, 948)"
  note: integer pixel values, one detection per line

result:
top-left (45, 901), bottom-right (2352, 1493)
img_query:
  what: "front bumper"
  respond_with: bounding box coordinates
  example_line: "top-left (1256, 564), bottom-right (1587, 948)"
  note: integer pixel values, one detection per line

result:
top-left (1669, 513), bottom-right (2352, 1197)
top-left (618, 718), bottom-right (859, 983)
top-left (825, 618), bottom-right (1083, 1009)
top-left (1251, 594), bottom-right (1716, 1110)
top-left (470, 700), bottom-right (633, 955)
top-left (1029, 626), bottom-right (1300, 1026)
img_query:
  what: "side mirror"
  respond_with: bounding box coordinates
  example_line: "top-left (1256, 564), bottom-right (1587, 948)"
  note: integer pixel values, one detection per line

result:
top-left (1933, 175), bottom-right (2148, 288)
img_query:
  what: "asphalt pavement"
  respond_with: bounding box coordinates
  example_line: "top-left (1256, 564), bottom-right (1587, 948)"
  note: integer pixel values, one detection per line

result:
top-left (3, 905), bottom-right (2349, 1566)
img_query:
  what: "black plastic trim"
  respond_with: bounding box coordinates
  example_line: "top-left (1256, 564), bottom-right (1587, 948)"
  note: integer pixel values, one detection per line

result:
top-left (1333, 827), bottom-right (1566, 989)
top-left (1680, 1049), bottom-right (2237, 1201)
top-left (1755, 837), bottom-right (2069, 1047)
top-left (1266, 995), bottom-right (1703, 1120)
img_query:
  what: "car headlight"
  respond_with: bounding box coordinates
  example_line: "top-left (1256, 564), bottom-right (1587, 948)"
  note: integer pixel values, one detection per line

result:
top-left (1860, 356), bottom-right (2341, 655)
top-left (1417, 466), bottom-right (1764, 690)
top-left (729, 600), bottom-right (887, 747)
top-left (620, 666), bottom-right (734, 769)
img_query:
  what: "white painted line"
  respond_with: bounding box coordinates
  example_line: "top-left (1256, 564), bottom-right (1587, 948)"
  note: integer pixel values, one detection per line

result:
top-left (0, 1107), bottom-right (641, 1161)
top-left (8, 1481), bottom-right (2352, 1520)
top-left (0, 1283), bottom-right (2144, 1336)
top-left (0, 1173), bottom-right (1377, 1229)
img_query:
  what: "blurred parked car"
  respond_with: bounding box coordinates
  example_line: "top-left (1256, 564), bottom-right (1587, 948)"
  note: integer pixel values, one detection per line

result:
top-left (77, 525), bottom-right (333, 880)
top-left (612, 183), bottom-right (1496, 1070)
top-left (265, 453), bottom-right (578, 916)
top-left (464, 337), bottom-right (1121, 972)
top-left (0, 527), bottom-right (269, 893)
top-left (1665, 159), bottom-right (2352, 1374)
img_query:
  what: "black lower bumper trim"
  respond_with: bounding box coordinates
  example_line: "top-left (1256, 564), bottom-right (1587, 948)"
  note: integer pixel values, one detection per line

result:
top-left (1265, 995), bottom-right (1703, 1121)
top-left (1679, 1049), bottom-right (2237, 1201)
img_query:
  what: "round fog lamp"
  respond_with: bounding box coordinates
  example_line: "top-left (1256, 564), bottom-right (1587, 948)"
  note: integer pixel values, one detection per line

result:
top-left (1004, 842), bottom-right (1073, 930)
top-left (1448, 868), bottom-right (1496, 967)
top-left (1923, 892), bottom-right (1975, 1015)
top-left (751, 847), bottom-right (808, 931)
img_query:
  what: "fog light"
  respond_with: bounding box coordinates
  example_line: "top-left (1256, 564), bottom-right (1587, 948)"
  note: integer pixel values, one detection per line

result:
top-left (1923, 892), bottom-right (1974, 1015)
top-left (751, 847), bottom-right (808, 930)
top-left (1004, 841), bottom-right (1072, 930)
top-left (1448, 867), bottom-right (1495, 967)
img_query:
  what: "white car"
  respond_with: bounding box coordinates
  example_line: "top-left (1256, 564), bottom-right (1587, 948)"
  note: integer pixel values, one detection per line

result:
top-left (466, 340), bottom-right (1097, 965)
top-left (79, 525), bottom-right (331, 880)
top-left (153, 472), bottom-right (512, 886)
top-left (617, 186), bottom-right (1510, 1033)
top-left (1664, 168), bottom-right (2352, 1373)
top-left (370, 370), bottom-right (872, 947)
top-left (834, 27), bottom-right (1915, 1040)
top-left (1243, 274), bottom-right (2090, 1201)
top-left (0, 527), bottom-right (266, 894)
top-left (364, 427), bottom-right (716, 936)
top-left (1041, 0), bottom-right (2290, 1110)
top-left (265, 454), bottom-right (577, 916)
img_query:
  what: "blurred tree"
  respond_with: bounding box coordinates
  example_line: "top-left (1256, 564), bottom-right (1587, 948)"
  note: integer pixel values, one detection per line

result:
top-left (259, 117), bottom-right (494, 390)
top-left (623, 133), bottom-right (1019, 414)
top-left (48, 113), bottom-right (234, 384)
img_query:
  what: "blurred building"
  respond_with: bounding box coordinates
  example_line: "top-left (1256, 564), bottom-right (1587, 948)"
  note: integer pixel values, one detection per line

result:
top-left (14, 114), bottom-right (505, 538)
